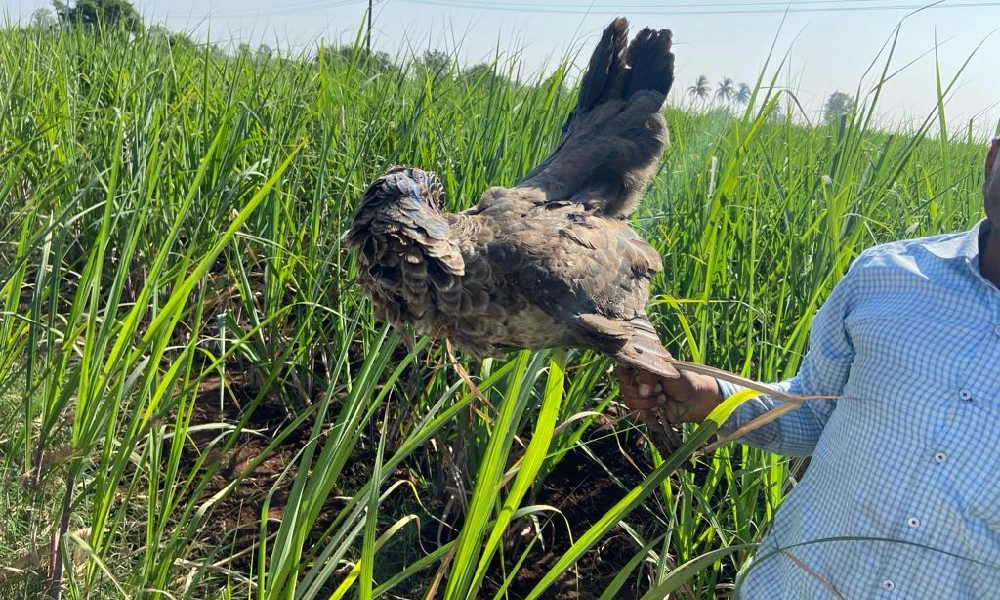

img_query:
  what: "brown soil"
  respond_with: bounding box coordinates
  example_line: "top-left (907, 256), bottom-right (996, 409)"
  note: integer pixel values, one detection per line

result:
top-left (476, 428), bottom-right (669, 600)
top-left (180, 375), bottom-right (352, 574)
top-left (178, 374), bottom-right (702, 599)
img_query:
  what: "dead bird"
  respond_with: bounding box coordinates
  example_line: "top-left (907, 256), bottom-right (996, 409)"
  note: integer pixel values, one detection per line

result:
top-left (348, 18), bottom-right (683, 452)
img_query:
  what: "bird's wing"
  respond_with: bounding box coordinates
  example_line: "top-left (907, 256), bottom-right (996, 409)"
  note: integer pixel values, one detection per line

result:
top-left (484, 200), bottom-right (678, 379)
top-left (514, 18), bottom-right (674, 218)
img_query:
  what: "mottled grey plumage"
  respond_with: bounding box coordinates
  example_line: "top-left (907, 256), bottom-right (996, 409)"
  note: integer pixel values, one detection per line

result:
top-left (348, 18), bottom-right (681, 450)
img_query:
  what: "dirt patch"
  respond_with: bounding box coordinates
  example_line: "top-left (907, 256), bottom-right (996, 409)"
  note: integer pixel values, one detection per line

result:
top-left (475, 428), bottom-right (672, 600)
top-left (176, 374), bottom-right (713, 599)
top-left (177, 375), bottom-right (345, 573)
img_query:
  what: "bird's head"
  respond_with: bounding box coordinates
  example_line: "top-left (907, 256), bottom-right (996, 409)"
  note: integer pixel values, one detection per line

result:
top-left (347, 165), bottom-right (447, 248)
top-left (985, 138), bottom-right (1000, 229)
top-left (347, 165), bottom-right (464, 329)
top-left (358, 165), bottom-right (445, 215)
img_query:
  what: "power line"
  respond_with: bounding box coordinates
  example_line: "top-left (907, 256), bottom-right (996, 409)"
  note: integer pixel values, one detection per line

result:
top-left (396, 0), bottom-right (1000, 16)
top-left (150, 0), bottom-right (364, 21)
top-left (401, 0), bottom-right (894, 8)
top-left (145, 0), bottom-right (1000, 24)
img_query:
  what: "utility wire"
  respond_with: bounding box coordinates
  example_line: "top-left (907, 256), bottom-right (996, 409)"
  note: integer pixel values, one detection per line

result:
top-left (150, 0), bottom-right (364, 21)
top-left (148, 0), bottom-right (1000, 23)
top-left (397, 0), bottom-right (1000, 16)
top-left (399, 0), bottom-right (896, 8)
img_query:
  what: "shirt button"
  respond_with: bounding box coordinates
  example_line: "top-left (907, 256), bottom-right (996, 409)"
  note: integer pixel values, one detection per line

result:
top-left (993, 324), bottom-right (1000, 337)
top-left (882, 579), bottom-right (896, 591)
top-left (959, 389), bottom-right (973, 401)
top-left (907, 517), bottom-right (920, 529)
top-left (934, 452), bottom-right (947, 464)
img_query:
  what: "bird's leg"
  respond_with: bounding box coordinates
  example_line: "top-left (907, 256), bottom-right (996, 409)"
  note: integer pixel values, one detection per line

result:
top-left (549, 348), bottom-right (568, 416)
top-left (445, 338), bottom-right (495, 424)
top-left (643, 407), bottom-right (684, 458)
top-left (400, 326), bottom-right (417, 353)
top-left (550, 348), bottom-right (567, 371)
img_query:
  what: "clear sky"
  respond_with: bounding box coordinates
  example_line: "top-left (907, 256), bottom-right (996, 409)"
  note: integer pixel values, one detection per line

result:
top-left (7, 0), bottom-right (1000, 133)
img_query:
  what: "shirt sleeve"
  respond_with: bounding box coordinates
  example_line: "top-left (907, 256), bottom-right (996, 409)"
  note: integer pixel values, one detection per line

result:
top-left (715, 259), bottom-right (859, 456)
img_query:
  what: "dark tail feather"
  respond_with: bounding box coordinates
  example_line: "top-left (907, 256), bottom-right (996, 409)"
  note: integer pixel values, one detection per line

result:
top-left (516, 19), bottom-right (675, 217)
top-left (611, 317), bottom-right (680, 380)
top-left (571, 314), bottom-right (678, 379)
top-left (624, 27), bottom-right (675, 100)
top-left (573, 19), bottom-right (674, 122)
top-left (575, 17), bottom-right (629, 114)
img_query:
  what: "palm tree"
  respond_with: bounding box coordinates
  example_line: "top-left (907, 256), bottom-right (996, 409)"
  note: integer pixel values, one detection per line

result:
top-left (687, 75), bottom-right (710, 105)
top-left (715, 77), bottom-right (735, 104)
top-left (734, 83), bottom-right (752, 107)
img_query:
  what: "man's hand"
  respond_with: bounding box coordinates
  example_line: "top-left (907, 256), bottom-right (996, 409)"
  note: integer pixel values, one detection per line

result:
top-left (616, 363), bottom-right (723, 424)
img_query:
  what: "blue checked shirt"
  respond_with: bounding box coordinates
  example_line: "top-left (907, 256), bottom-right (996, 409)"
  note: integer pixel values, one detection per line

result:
top-left (717, 219), bottom-right (1000, 599)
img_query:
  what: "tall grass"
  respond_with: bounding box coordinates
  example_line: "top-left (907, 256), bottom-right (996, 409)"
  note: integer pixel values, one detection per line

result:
top-left (0, 21), bottom-right (992, 600)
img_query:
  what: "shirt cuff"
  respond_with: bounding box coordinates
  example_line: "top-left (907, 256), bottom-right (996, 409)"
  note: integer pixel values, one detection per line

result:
top-left (715, 378), bottom-right (754, 436)
top-left (717, 379), bottom-right (744, 401)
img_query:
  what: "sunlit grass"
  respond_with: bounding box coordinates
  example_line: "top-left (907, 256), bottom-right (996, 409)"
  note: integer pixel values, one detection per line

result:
top-left (0, 19), bottom-right (992, 600)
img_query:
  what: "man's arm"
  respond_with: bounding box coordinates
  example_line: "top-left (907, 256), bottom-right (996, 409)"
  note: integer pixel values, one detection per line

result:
top-left (715, 382), bottom-right (836, 457)
top-left (716, 265), bottom-right (857, 455)
top-left (620, 258), bottom-right (860, 456)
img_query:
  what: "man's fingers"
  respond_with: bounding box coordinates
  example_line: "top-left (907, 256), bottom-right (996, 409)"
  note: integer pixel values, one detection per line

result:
top-left (638, 376), bottom-right (659, 398)
top-left (616, 363), bottom-right (675, 423)
top-left (623, 394), bottom-right (660, 410)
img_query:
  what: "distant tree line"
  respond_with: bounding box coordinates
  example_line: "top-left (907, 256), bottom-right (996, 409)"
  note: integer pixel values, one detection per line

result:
top-left (685, 74), bottom-right (856, 123)
top-left (28, 0), bottom-right (517, 88)
top-left (43, 0), bottom-right (143, 32)
top-left (686, 75), bottom-right (752, 110)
